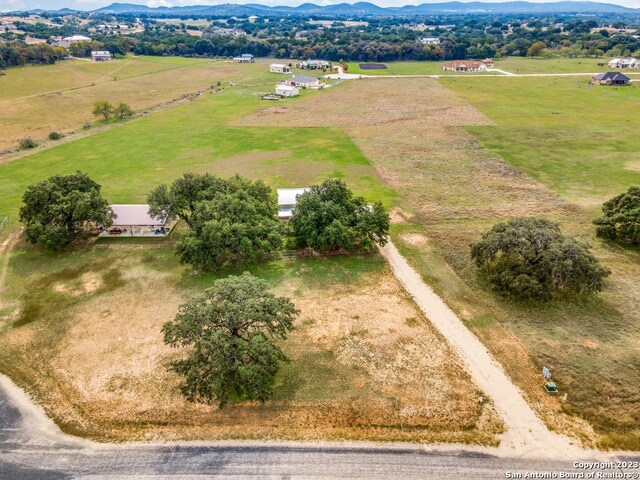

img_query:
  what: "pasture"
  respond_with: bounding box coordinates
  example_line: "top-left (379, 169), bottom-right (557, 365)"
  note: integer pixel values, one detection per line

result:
top-left (442, 76), bottom-right (640, 210)
top-left (245, 76), bottom-right (640, 450)
top-left (0, 56), bottom-right (268, 153)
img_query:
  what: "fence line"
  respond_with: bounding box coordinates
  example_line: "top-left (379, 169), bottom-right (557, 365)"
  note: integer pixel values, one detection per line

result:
top-left (0, 216), bottom-right (8, 234)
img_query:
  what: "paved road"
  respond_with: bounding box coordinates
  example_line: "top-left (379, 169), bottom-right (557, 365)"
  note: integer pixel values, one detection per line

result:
top-left (2, 374), bottom-right (639, 479)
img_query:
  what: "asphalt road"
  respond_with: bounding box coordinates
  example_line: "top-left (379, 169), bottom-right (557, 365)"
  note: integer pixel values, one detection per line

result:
top-left (2, 382), bottom-right (640, 480)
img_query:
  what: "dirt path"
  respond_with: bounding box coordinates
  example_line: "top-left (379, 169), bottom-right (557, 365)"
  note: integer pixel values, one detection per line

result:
top-left (0, 231), bottom-right (20, 293)
top-left (379, 241), bottom-right (590, 459)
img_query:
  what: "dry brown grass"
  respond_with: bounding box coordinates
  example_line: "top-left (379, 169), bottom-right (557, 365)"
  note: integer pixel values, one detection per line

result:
top-left (0, 60), bottom-right (253, 153)
top-left (0, 249), bottom-right (502, 444)
top-left (237, 77), bottom-right (640, 449)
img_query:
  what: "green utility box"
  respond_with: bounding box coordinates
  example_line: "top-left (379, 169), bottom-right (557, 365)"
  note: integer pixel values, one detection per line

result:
top-left (544, 382), bottom-right (558, 394)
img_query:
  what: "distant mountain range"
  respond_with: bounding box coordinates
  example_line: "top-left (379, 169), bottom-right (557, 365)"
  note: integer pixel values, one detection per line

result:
top-left (12, 1), bottom-right (639, 17)
top-left (91, 1), bottom-right (639, 16)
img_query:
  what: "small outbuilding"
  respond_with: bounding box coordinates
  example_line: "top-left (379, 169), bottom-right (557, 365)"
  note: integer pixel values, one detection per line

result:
top-left (270, 63), bottom-right (291, 74)
top-left (277, 188), bottom-right (310, 219)
top-left (91, 50), bottom-right (112, 62)
top-left (233, 53), bottom-right (254, 63)
top-left (285, 74), bottom-right (321, 89)
top-left (275, 84), bottom-right (299, 97)
top-left (101, 204), bottom-right (176, 237)
top-left (592, 72), bottom-right (631, 86)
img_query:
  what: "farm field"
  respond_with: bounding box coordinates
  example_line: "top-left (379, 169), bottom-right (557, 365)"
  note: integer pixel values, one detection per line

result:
top-left (0, 56), bottom-right (272, 153)
top-left (0, 231), bottom-right (500, 444)
top-left (441, 76), bottom-right (640, 209)
top-left (0, 79), bottom-right (393, 222)
top-left (240, 76), bottom-right (640, 450)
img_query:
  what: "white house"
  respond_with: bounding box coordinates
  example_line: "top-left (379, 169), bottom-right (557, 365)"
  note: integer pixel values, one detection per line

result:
top-left (297, 59), bottom-right (331, 69)
top-left (233, 53), bottom-right (254, 63)
top-left (63, 35), bottom-right (92, 42)
top-left (285, 74), bottom-right (321, 89)
top-left (275, 84), bottom-right (299, 97)
top-left (608, 57), bottom-right (639, 69)
top-left (91, 50), bottom-right (112, 62)
top-left (419, 37), bottom-right (441, 45)
top-left (270, 63), bottom-right (291, 74)
top-left (277, 188), bottom-right (310, 219)
top-left (101, 205), bottom-right (176, 237)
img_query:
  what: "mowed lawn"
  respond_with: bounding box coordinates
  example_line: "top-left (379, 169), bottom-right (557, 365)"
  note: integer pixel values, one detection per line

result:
top-left (495, 56), bottom-right (640, 74)
top-left (442, 76), bottom-right (640, 210)
top-left (346, 61), bottom-right (496, 76)
top-left (0, 75), bottom-right (395, 223)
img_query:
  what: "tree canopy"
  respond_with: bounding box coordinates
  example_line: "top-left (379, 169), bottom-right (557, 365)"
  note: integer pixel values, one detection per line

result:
top-left (470, 217), bottom-right (610, 301)
top-left (147, 173), bottom-right (226, 228)
top-left (288, 179), bottom-right (389, 251)
top-left (162, 272), bottom-right (298, 407)
top-left (594, 186), bottom-right (640, 245)
top-left (166, 175), bottom-right (282, 270)
top-left (19, 171), bottom-right (114, 250)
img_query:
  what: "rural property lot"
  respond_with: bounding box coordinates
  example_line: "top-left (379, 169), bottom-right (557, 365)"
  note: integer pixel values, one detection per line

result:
top-left (0, 56), bottom-right (269, 153)
top-left (0, 243), bottom-right (502, 444)
top-left (0, 61), bottom-right (499, 444)
top-left (240, 76), bottom-right (640, 450)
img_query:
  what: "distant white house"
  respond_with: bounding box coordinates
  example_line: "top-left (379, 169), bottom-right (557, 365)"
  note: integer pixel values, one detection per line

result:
top-left (419, 37), bottom-right (441, 45)
top-left (275, 84), bottom-right (299, 97)
top-left (285, 74), bottom-right (321, 89)
top-left (297, 59), bottom-right (331, 69)
top-left (101, 205), bottom-right (176, 237)
top-left (233, 53), bottom-right (254, 63)
top-left (63, 35), bottom-right (92, 42)
top-left (277, 188), bottom-right (310, 219)
top-left (608, 57), bottom-right (639, 69)
top-left (91, 50), bottom-right (112, 62)
top-left (270, 63), bottom-right (291, 74)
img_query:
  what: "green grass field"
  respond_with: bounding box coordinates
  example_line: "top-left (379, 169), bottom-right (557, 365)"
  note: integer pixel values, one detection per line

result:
top-left (0, 64), bottom-right (394, 224)
top-left (442, 76), bottom-right (640, 209)
top-left (346, 61), bottom-right (496, 76)
top-left (345, 57), bottom-right (637, 77)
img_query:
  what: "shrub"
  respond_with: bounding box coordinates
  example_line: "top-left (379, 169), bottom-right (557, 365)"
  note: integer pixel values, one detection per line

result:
top-left (19, 138), bottom-right (37, 149)
top-left (48, 131), bottom-right (63, 140)
top-left (470, 217), bottom-right (610, 301)
top-left (594, 186), bottom-right (640, 245)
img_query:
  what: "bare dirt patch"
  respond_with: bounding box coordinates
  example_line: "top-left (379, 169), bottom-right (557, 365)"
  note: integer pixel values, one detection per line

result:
top-left (1, 253), bottom-right (502, 444)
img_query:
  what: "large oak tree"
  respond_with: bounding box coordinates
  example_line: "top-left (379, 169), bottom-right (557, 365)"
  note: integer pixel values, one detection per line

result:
top-left (163, 272), bottom-right (298, 407)
top-left (19, 171), bottom-right (113, 250)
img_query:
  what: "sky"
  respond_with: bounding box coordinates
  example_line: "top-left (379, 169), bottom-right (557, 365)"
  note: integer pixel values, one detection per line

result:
top-left (1, 0), bottom-right (639, 13)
